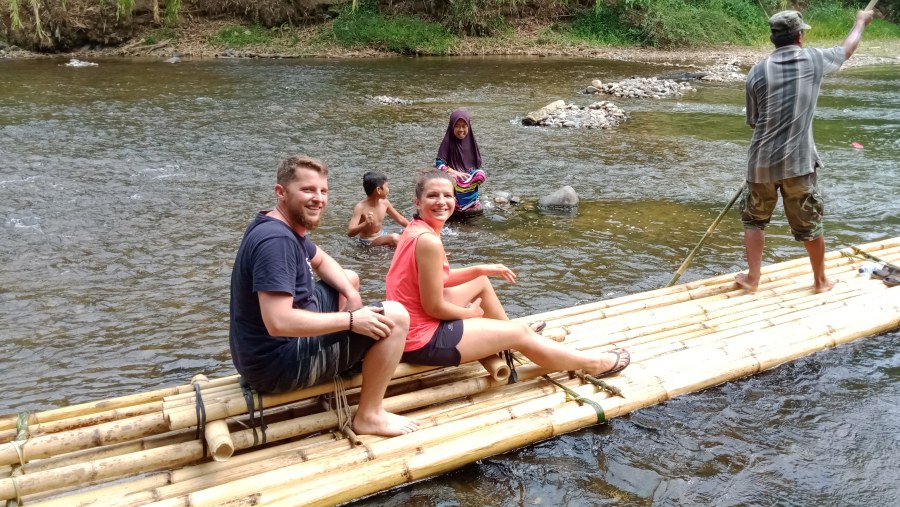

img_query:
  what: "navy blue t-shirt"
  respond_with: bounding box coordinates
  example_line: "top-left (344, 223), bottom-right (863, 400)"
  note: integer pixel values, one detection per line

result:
top-left (229, 212), bottom-right (318, 391)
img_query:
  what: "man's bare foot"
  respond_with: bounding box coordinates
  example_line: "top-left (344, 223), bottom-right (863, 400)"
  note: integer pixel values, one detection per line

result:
top-left (585, 348), bottom-right (630, 379)
top-left (352, 410), bottom-right (419, 437)
top-left (734, 272), bottom-right (759, 292)
top-left (814, 277), bottom-right (836, 294)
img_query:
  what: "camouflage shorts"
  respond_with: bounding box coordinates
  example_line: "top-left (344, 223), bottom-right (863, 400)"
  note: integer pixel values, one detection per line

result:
top-left (740, 172), bottom-right (824, 242)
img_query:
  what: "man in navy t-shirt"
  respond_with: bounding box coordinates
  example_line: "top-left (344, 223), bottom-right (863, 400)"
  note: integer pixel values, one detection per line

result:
top-left (230, 155), bottom-right (418, 437)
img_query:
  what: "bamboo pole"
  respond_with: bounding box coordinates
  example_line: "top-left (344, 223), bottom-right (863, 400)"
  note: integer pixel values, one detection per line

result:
top-left (0, 376), bottom-right (240, 434)
top-left (667, 182), bottom-right (746, 287)
top-left (478, 354), bottom-right (511, 382)
top-left (189, 375), bottom-right (234, 462)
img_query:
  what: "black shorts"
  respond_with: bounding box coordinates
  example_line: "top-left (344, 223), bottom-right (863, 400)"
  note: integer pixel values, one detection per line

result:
top-left (262, 282), bottom-right (378, 394)
top-left (401, 320), bottom-right (464, 367)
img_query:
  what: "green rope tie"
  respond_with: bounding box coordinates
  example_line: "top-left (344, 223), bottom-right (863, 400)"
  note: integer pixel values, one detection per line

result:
top-left (542, 375), bottom-right (605, 424)
top-left (578, 372), bottom-right (625, 398)
top-left (843, 248), bottom-right (900, 271)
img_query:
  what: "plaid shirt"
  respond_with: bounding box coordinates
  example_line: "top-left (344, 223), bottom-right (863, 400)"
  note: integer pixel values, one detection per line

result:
top-left (745, 45), bottom-right (844, 183)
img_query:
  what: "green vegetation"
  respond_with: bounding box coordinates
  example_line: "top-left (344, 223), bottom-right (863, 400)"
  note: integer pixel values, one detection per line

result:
top-left (209, 25), bottom-right (274, 47)
top-left (329, 5), bottom-right (457, 54)
top-left (804, 1), bottom-right (900, 42)
top-left (551, 0), bottom-right (900, 49)
top-left (143, 27), bottom-right (176, 46)
top-left (1, 0), bottom-right (898, 54)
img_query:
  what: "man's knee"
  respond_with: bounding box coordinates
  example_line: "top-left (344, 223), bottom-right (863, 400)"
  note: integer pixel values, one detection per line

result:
top-left (344, 269), bottom-right (360, 289)
top-left (381, 300), bottom-right (410, 332)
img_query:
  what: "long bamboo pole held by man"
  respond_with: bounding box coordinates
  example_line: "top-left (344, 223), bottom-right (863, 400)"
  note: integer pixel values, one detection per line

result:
top-left (667, 182), bottom-right (747, 287)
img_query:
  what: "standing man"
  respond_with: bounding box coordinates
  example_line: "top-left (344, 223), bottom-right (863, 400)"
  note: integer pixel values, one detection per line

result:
top-left (230, 155), bottom-right (418, 436)
top-left (736, 9), bottom-right (873, 293)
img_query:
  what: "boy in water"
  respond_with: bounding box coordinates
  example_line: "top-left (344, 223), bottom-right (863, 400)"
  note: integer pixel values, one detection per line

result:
top-left (347, 171), bottom-right (409, 247)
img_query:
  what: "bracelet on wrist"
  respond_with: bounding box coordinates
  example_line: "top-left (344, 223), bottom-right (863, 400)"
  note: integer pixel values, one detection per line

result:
top-left (348, 310), bottom-right (354, 332)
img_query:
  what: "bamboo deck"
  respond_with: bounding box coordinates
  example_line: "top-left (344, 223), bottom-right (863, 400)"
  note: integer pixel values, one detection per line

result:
top-left (3, 237), bottom-right (900, 507)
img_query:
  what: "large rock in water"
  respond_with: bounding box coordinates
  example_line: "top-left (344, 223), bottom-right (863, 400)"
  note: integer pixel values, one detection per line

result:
top-left (521, 100), bottom-right (566, 126)
top-left (538, 186), bottom-right (579, 209)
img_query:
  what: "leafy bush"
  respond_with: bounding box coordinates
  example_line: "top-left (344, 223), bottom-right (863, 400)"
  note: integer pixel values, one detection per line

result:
top-left (568, 4), bottom-right (643, 46)
top-left (444, 0), bottom-right (517, 36)
top-left (331, 6), bottom-right (457, 54)
top-left (804, 1), bottom-right (900, 41)
top-left (208, 25), bottom-right (273, 47)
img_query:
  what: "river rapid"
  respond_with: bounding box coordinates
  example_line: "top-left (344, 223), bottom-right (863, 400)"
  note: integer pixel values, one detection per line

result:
top-left (1, 55), bottom-right (898, 505)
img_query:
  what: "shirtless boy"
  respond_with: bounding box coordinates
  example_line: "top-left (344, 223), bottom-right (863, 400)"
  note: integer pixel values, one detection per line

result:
top-left (347, 171), bottom-right (409, 247)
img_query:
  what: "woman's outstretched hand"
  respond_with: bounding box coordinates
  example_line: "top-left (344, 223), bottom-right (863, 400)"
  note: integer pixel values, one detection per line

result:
top-left (351, 306), bottom-right (396, 340)
top-left (482, 264), bottom-right (517, 283)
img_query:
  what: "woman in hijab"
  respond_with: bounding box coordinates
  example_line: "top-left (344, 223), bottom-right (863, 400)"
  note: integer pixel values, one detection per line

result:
top-left (435, 109), bottom-right (486, 216)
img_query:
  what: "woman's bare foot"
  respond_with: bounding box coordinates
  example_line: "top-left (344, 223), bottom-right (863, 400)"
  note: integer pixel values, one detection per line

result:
top-left (585, 348), bottom-right (630, 379)
top-left (734, 272), bottom-right (759, 292)
top-left (352, 410), bottom-right (419, 437)
top-left (814, 277), bottom-right (836, 294)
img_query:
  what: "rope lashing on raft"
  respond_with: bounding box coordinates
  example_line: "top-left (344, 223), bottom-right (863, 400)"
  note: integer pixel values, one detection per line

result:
top-left (331, 375), bottom-right (360, 446)
top-left (577, 372), bottom-right (625, 398)
top-left (843, 247), bottom-right (900, 271)
top-left (542, 374), bottom-right (606, 424)
top-left (6, 412), bottom-right (31, 507)
top-left (503, 350), bottom-right (519, 384)
top-left (239, 378), bottom-right (268, 446)
top-left (192, 382), bottom-right (208, 457)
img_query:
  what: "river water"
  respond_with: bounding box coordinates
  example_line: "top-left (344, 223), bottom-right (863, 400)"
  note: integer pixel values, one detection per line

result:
top-left (1, 55), bottom-right (898, 505)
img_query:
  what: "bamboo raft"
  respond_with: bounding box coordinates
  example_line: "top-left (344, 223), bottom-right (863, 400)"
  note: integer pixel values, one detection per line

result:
top-left (3, 237), bottom-right (900, 507)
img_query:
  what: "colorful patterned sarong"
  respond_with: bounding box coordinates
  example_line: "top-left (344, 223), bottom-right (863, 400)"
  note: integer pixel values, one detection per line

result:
top-left (439, 164), bottom-right (485, 214)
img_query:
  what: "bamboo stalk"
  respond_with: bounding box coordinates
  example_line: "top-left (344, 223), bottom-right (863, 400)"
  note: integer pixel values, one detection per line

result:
top-left (190, 375), bottom-right (234, 463)
top-left (478, 354), bottom-right (511, 382)
top-left (667, 181), bottom-right (746, 287)
top-left (0, 376), bottom-right (240, 433)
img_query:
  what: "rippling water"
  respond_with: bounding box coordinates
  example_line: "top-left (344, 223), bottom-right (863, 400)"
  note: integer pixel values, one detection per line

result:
top-left (1, 55), bottom-right (898, 505)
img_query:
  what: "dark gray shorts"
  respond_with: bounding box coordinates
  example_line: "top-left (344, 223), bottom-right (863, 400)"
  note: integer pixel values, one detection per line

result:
top-left (266, 282), bottom-right (377, 393)
top-left (401, 320), bottom-right (464, 367)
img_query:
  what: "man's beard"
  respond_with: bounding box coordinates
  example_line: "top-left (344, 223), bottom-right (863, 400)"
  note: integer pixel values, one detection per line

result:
top-left (290, 207), bottom-right (321, 231)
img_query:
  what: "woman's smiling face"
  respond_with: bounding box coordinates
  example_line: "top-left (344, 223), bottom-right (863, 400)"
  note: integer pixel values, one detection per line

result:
top-left (416, 178), bottom-right (455, 224)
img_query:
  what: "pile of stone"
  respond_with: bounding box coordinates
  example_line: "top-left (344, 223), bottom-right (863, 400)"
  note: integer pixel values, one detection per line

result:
top-left (64, 58), bottom-right (98, 67)
top-left (371, 95), bottom-right (412, 105)
top-left (699, 59), bottom-right (746, 82)
top-left (522, 99), bottom-right (626, 129)
top-left (584, 77), bottom-right (694, 99)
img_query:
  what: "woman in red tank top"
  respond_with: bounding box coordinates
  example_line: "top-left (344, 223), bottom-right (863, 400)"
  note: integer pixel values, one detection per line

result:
top-left (385, 169), bottom-right (630, 377)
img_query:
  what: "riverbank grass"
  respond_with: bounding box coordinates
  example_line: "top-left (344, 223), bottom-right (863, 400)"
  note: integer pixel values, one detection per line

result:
top-left (328, 6), bottom-right (457, 55)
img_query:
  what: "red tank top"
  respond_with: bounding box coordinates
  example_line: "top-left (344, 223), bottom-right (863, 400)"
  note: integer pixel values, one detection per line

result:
top-left (385, 219), bottom-right (449, 352)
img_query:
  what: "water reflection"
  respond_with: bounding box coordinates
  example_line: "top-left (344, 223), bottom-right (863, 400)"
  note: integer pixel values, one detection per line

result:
top-left (1, 56), bottom-right (897, 505)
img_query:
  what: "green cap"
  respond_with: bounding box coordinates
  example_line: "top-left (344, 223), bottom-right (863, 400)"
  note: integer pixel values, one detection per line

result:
top-left (769, 10), bottom-right (812, 36)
